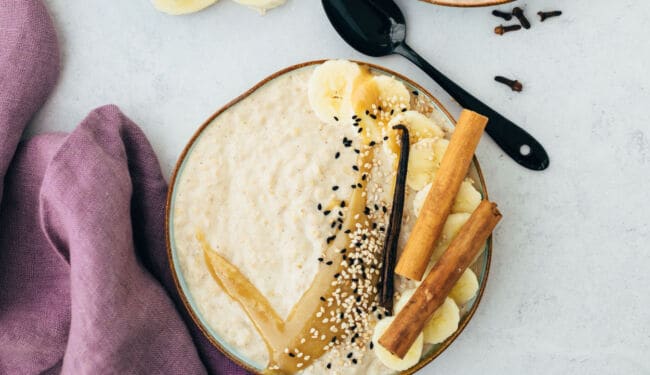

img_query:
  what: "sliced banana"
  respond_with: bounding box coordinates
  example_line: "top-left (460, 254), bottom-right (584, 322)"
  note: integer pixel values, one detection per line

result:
top-left (385, 111), bottom-right (445, 155)
top-left (450, 269), bottom-right (479, 306)
top-left (406, 138), bottom-right (448, 191)
top-left (351, 74), bottom-right (411, 141)
top-left (394, 288), bottom-right (416, 313)
top-left (232, 0), bottom-right (285, 13)
top-left (452, 180), bottom-right (482, 214)
top-left (412, 182), bottom-right (431, 217)
top-left (431, 212), bottom-right (471, 262)
top-left (308, 60), bottom-right (363, 124)
top-left (413, 178), bottom-right (481, 217)
top-left (423, 297), bottom-right (460, 344)
top-left (152, 0), bottom-right (218, 15)
top-left (372, 317), bottom-right (423, 371)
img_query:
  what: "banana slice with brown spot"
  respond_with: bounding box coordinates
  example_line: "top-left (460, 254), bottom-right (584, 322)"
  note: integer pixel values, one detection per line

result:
top-left (385, 111), bottom-right (445, 155)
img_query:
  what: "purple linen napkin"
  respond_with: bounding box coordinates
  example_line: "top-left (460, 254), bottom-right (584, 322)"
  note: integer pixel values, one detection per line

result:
top-left (0, 1), bottom-right (248, 374)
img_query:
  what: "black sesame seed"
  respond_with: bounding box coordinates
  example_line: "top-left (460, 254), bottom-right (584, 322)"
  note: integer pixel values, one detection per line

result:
top-left (326, 363), bottom-right (332, 369)
top-left (326, 260), bottom-right (333, 265)
top-left (337, 217), bottom-right (343, 223)
top-left (323, 210), bottom-right (331, 216)
top-left (362, 234), bottom-right (367, 240)
top-left (352, 165), bottom-right (359, 171)
top-left (369, 141), bottom-right (376, 147)
top-left (355, 242), bottom-right (362, 247)
top-left (320, 296), bottom-right (326, 301)
top-left (342, 254), bottom-right (347, 260)
top-left (338, 223), bottom-right (342, 230)
top-left (332, 185), bottom-right (339, 191)
top-left (352, 115), bottom-right (358, 120)
top-left (370, 342), bottom-right (374, 349)
top-left (317, 203), bottom-right (322, 210)
top-left (362, 174), bottom-right (367, 181)
top-left (326, 235), bottom-right (336, 244)
top-left (338, 210), bottom-right (343, 216)
top-left (331, 336), bottom-right (337, 343)
top-left (374, 204), bottom-right (379, 210)
top-left (356, 307), bottom-right (362, 314)
top-left (371, 305), bottom-right (378, 312)
top-left (318, 257), bottom-right (324, 262)
top-left (365, 110), bottom-right (370, 115)
top-left (331, 221), bottom-right (336, 228)
top-left (357, 183), bottom-right (362, 188)
top-left (390, 109), bottom-right (394, 115)
top-left (369, 114), bottom-right (377, 120)
top-left (378, 106), bottom-right (383, 111)
top-left (382, 205), bottom-right (387, 213)
top-left (340, 201), bottom-right (346, 208)
top-left (352, 359), bottom-right (358, 365)
top-left (340, 248), bottom-right (347, 253)
top-left (412, 90), bottom-right (419, 96)
top-left (372, 223), bottom-right (377, 229)
top-left (401, 108), bottom-right (407, 112)
top-left (354, 148), bottom-right (360, 154)
top-left (383, 136), bottom-right (389, 141)
top-left (289, 353), bottom-right (295, 357)
top-left (344, 229), bottom-right (351, 234)
top-left (347, 352), bottom-right (353, 359)
top-left (334, 116), bottom-right (339, 121)
top-left (358, 127), bottom-right (363, 133)
top-left (334, 273), bottom-right (340, 278)
top-left (335, 151), bottom-right (340, 159)
top-left (364, 207), bottom-right (370, 215)
top-left (350, 324), bottom-right (357, 330)
top-left (377, 314), bottom-right (383, 320)
top-left (379, 227), bottom-right (385, 232)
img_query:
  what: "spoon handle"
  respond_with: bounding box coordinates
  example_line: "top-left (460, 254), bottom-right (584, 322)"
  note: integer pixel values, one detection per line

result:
top-left (394, 43), bottom-right (549, 171)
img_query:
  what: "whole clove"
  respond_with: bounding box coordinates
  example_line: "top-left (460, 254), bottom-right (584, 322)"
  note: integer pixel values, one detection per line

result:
top-left (491, 9), bottom-right (512, 21)
top-left (538, 10), bottom-right (562, 22)
top-left (512, 7), bottom-right (531, 29)
top-left (494, 76), bottom-right (523, 92)
top-left (494, 24), bottom-right (522, 35)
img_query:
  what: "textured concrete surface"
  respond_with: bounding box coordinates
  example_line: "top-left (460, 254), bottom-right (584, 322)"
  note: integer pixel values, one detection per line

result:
top-left (32, 0), bottom-right (650, 373)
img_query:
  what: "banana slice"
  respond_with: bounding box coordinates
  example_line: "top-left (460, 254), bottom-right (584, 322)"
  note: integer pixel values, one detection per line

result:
top-left (151, 0), bottom-right (218, 15)
top-left (413, 178), bottom-right (480, 217)
top-left (450, 269), bottom-right (479, 306)
top-left (406, 138), bottom-right (448, 190)
top-left (308, 60), bottom-right (363, 124)
top-left (423, 297), bottom-right (460, 344)
top-left (394, 288), bottom-right (416, 313)
top-left (385, 111), bottom-right (445, 155)
top-left (431, 212), bottom-right (471, 262)
top-left (232, 0), bottom-right (285, 12)
top-left (372, 317), bottom-right (423, 371)
top-left (351, 74), bottom-right (411, 141)
top-left (452, 180), bottom-right (482, 214)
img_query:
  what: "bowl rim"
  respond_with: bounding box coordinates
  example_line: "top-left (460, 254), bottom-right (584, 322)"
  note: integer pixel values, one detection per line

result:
top-left (165, 59), bottom-right (492, 375)
top-left (420, 0), bottom-right (514, 7)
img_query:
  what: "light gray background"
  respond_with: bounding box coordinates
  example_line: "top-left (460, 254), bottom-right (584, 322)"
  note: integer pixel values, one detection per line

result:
top-left (34, 0), bottom-right (650, 373)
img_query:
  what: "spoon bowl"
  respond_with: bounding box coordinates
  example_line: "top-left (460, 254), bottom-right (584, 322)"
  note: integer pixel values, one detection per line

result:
top-left (322, 0), bottom-right (550, 170)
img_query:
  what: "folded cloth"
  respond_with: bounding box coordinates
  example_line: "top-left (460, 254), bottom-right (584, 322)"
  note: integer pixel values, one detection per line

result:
top-left (0, 1), bottom-right (248, 374)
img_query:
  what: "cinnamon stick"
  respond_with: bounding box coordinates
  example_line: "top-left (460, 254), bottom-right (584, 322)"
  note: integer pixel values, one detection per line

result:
top-left (379, 200), bottom-right (501, 358)
top-left (395, 110), bottom-right (488, 280)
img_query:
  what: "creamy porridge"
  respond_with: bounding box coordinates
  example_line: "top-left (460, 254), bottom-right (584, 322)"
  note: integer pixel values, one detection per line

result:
top-left (171, 60), bottom-right (484, 374)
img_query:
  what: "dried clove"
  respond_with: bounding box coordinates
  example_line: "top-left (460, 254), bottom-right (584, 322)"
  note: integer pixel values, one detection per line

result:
top-left (491, 9), bottom-right (512, 21)
top-left (512, 7), bottom-right (531, 29)
top-left (494, 24), bottom-right (522, 35)
top-left (494, 76), bottom-right (523, 92)
top-left (538, 10), bottom-right (562, 22)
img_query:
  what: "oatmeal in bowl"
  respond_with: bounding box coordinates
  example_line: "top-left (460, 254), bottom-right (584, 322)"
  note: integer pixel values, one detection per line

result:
top-left (167, 60), bottom-right (495, 374)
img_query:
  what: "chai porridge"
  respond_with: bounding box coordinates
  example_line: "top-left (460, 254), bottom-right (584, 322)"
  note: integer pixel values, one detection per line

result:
top-left (171, 60), bottom-right (484, 374)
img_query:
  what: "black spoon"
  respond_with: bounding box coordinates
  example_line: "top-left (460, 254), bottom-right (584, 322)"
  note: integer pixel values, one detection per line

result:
top-left (322, 0), bottom-right (549, 170)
